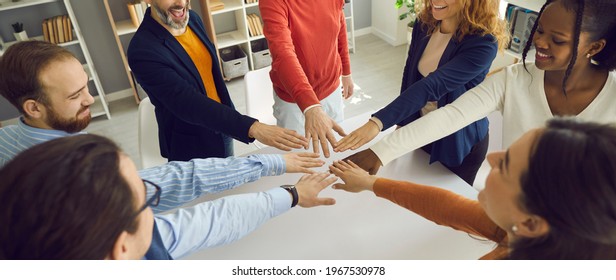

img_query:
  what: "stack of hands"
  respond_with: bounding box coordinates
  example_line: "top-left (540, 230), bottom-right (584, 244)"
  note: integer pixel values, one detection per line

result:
top-left (281, 151), bottom-right (379, 209)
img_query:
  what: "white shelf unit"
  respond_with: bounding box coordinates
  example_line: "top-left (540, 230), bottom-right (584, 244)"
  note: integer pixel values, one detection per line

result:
top-left (501, 0), bottom-right (546, 63)
top-left (344, 0), bottom-right (355, 53)
top-left (0, 0), bottom-right (111, 120)
top-left (206, 0), bottom-right (271, 80)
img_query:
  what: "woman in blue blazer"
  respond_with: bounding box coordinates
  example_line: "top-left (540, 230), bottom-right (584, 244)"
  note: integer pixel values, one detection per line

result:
top-left (336, 0), bottom-right (509, 185)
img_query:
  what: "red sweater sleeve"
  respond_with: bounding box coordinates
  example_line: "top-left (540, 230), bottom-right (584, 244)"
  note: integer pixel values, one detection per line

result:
top-left (373, 178), bottom-right (506, 243)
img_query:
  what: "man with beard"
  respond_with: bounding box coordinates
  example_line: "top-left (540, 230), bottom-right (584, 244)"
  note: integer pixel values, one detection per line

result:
top-left (0, 40), bottom-right (327, 217)
top-left (0, 41), bottom-right (335, 259)
top-left (128, 0), bottom-right (309, 162)
top-left (0, 41), bottom-right (93, 167)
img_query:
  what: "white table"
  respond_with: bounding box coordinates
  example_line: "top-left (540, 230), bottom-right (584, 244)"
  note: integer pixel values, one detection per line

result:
top-left (183, 113), bottom-right (494, 259)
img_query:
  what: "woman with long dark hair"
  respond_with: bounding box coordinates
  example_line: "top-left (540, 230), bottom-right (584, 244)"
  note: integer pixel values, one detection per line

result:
top-left (331, 117), bottom-right (616, 259)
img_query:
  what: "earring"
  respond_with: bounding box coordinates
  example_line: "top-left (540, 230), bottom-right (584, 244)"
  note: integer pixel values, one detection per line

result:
top-left (586, 53), bottom-right (592, 59)
top-left (511, 225), bottom-right (519, 233)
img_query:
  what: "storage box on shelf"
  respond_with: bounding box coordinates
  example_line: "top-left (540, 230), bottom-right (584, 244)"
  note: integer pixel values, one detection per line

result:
top-left (250, 38), bottom-right (271, 70)
top-left (0, 0), bottom-right (111, 119)
top-left (220, 45), bottom-right (249, 79)
top-left (205, 0), bottom-right (354, 79)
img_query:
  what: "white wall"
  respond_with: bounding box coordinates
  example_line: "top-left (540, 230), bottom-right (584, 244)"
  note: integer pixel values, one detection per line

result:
top-left (371, 2), bottom-right (409, 46)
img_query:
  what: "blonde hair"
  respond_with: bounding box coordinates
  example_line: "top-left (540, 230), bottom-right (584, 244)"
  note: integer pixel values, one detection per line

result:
top-left (417, 0), bottom-right (510, 51)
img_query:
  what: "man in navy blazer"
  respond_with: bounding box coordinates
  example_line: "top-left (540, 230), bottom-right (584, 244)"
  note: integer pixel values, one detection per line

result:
top-left (128, 0), bottom-right (308, 161)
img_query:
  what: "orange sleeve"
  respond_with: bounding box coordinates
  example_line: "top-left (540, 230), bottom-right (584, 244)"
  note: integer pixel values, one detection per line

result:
top-left (337, 7), bottom-right (351, 76)
top-left (373, 178), bottom-right (506, 243)
top-left (260, 0), bottom-right (319, 111)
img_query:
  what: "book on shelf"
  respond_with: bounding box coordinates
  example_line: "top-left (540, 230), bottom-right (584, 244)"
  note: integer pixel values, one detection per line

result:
top-left (127, 0), bottom-right (149, 27)
top-left (127, 3), bottom-right (140, 27)
top-left (42, 15), bottom-right (73, 45)
top-left (56, 16), bottom-right (65, 44)
top-left (135, 4), bottom-right (144, 24)
top-left (247, 14), bottom-right (257, 36)
top-left (247, 14), bottom-right (263, 37)
top-left (210, 0), bottom-right (224, 11)
top-left (66, 16), bottom-right (73, 42)
top-left (42, 19), bottom-right (50, 43)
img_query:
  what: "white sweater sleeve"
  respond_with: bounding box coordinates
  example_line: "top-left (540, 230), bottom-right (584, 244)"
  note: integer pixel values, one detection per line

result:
top-left (371, 68), bottom-right (509, 165)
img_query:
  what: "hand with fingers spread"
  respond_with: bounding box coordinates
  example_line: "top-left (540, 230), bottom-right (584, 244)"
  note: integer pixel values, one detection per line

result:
top-left (341, 75), bottom-right (354, 99)
top-left (342, 149), bottom-right (383, 175)
top-left (304, 106), bottom-right (346, 158)
top-left (294, 173), bottom-right (337, 207)
top-left (329, 160), bottom-right (377, 193)
top-left (282, 152), bottom-right (325, 174)
top-left (249, 121), bottom-right (309, 151)
top-left (334, 120), bottom-right (380, 153)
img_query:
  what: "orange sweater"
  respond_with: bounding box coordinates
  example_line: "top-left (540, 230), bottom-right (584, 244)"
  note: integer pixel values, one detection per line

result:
top-left (373, 178), bottom-right (509, 260)
top-left (260, 0), bottom-right (352, 111)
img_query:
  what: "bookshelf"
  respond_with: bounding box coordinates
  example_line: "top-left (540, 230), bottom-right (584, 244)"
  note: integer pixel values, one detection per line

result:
top-left (203, 0), bottom-right (264, 80)
top-left (202, 0), bottom-right (355, 79)
top-left (0, 0), bottom-right (111, 120)
top-left (102, 0), bottom-right (141, 103)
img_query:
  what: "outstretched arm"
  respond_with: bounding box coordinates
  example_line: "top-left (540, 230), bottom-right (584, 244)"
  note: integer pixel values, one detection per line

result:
top-left (335, 35), bottom-right (499, 153)
top-left (157, 173), bottom-right (336, 259)
top-left (329, 160), bottom-right (505, 243)
top-left (141, 153), bottom-right (324, 213)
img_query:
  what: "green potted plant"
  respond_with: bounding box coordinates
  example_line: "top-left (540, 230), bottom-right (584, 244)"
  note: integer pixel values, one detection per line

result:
top-left (395, 0), bottom-right (419, 27)
top-left (395, 0), bottom-right (421, 44)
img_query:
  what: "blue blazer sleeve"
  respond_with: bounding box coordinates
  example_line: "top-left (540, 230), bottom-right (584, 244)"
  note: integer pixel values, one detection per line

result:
top-left (373, 32), bottom-right (498, 130)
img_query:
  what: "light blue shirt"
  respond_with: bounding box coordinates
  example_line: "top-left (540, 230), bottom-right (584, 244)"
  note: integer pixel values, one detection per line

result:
top-left (141, 154), bottom-right (287, 212)
top-left (146, 155), bottom-right (291, 259)
top-left (0, 118), bottom-right (81, 167)
top-left (0, 119), bottom-right (294, 258)
top-left (0, 118), bottom-right (289, 210)
top-left (155, 189), bottom-right (290, 259)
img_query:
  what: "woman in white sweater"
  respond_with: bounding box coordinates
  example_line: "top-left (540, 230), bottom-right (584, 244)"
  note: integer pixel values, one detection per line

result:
top-left (336, 0), bottom-right (616, 176)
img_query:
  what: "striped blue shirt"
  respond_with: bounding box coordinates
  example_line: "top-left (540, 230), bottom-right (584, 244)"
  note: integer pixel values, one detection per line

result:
top-left (0, 119), bottom-right (294, 258)
top-left (0, 118), bottom-right (289, 210)
top-left (0, 118), bottom-right (83, 167)
top-left (146, 154), bottom-right (291, 259)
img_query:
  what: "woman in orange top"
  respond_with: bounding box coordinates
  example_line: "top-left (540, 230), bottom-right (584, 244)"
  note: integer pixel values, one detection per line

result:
top-left (330, 117), bottom-right (616, 259)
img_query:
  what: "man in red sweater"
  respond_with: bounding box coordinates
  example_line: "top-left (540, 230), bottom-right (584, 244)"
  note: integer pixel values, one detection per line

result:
top-left (261, 0), bottom-right (354, 158)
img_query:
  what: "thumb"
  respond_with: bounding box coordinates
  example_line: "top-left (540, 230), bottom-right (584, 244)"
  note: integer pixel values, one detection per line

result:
top-left (332, 183), bottom-right (348, 190)
top-left (315, 197), bottom-right (336, 206)
top-left (332, 122), bottom-right (347, 137)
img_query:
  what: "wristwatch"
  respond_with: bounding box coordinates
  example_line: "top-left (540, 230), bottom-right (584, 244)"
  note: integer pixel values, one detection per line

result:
top-left (280, 185), bottom-right (298, 208)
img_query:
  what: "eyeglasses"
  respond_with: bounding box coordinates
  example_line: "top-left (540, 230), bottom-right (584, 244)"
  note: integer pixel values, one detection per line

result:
top-left (136, 179), bottom-right (161, 215)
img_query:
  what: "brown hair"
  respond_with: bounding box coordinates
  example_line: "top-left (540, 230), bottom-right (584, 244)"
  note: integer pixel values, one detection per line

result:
top-left (0, 134), bottom-right (139, 259)
top-left (0, 41), bottom-right (75, 114)
top-left (417, 0), bottom-right (510, 51)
